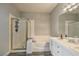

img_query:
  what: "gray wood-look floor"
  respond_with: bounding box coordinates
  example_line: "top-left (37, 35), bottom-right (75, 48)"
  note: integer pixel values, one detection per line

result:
top-left (8, 51), bottom-right (52, 56)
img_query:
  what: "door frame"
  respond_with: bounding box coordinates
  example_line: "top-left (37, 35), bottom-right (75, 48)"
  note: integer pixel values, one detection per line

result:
top-left (9, 14), bottom-right (28, 52)
top-left (9, 14), bottom-right (15, 52)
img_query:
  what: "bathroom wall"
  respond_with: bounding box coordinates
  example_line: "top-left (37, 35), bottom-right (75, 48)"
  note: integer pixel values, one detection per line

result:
top-left (0, 4), bottom-right (20, 56)
top-left (76, 14), bottom-right (79, 21)
top-left (50, 3), bottom-right (68, 37)
top-left (50, 3), bottom-right (79, 38)
top-left (21, 12), bottom-right (50, 36)
top-left (50, 3), bottom-right (65, 36)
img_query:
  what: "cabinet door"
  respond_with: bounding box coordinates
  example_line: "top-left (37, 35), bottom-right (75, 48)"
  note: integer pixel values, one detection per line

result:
top-left (50, 40), bottom-right (54, 55)
top-left (52, 40), bottom-right (72, 56)
top-left (49, 39), bottom-right (52, 51)
top-left (59, 45), bottom-right (72, 56)
top-left (51, 39), bottom-right (79, 56)
top-left (52, 41), bottom-right (56, 55)
top-left (52, 41), bottom-right (61, 56)
top-left (56, 43), bottom-right (78, 56)
top-left (61, 46), bottom-right (79, 56)
top-left (55, 42), bottom-right (73, 56)
top-left (54, 41), bottom-right (62, 56)
top-left (50, 39), bottom-right (58, 55)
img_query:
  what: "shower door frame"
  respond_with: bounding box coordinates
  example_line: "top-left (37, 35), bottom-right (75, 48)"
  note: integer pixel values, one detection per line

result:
top-left (9, 14), bottom-right (28, 52)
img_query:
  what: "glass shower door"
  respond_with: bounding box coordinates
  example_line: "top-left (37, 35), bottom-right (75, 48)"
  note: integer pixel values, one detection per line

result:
top-left (12, 19), bottom-right (27, 50)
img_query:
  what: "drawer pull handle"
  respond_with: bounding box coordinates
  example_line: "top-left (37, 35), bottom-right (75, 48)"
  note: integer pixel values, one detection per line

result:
top-left (57, 46), bottom-right (59, 48)
top-left (57, 51), bottom-right (59, 53)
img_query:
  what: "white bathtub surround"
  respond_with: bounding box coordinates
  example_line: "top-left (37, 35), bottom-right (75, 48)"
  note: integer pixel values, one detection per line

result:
top-left (32, 41), bottom-right (49, 52)
top-left (32, 36), bottom-right (50, 52)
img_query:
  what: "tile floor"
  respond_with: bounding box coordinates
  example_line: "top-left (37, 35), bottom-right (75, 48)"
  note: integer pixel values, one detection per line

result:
top-left (8, 51), bottom-right (52, 56)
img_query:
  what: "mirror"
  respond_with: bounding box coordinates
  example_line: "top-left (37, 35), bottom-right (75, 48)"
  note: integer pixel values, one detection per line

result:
top-left (59, 4), bottom-right (79, 38)
top-left (68, 21), bottom-right (79, 38)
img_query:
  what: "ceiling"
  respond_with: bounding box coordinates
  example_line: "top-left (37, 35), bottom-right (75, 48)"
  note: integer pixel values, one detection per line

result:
top-left (14, 3), bottom-right (57, 13)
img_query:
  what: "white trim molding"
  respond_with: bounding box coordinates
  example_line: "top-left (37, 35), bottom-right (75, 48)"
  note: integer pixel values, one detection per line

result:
top-left (11, 50), bottom-right (26, 53)
top-left (3, 51), bottom-right (10, 56)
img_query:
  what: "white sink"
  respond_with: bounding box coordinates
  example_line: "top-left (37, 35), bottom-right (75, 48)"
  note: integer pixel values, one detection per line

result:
top-left (67, 38), bottom-right (79, 44)
top-left (75, 47), bottom-right (79, 49)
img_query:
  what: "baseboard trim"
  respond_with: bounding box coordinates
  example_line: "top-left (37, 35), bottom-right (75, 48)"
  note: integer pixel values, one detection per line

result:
top-left (3, 49), bottom-right (26, 56)
top-left (3, 51), bottom-right (10, 56)
top-left (11, 50), bottom-right (26, 53)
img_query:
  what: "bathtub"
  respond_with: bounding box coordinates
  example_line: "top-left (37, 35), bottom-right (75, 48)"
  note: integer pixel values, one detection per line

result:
top-left (32, 36), bottom-right (50, 52)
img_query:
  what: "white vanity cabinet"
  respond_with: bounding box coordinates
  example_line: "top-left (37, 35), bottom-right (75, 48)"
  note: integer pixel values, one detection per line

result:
top-left (52, 40), bottom-right (72, 56)
top-left (49, 38), bottom-right (79, 56)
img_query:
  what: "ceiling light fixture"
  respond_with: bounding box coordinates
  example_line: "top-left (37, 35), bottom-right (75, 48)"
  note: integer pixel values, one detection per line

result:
top-left (63, 4), bottom-right (71, 12)
top-left (63, 8), bottom-right (67, 11)
top-left (68, 8), bottom-right (73, 12)
top-left (72, 5), bottom-right (78, 10)
top-left (63, 3), bottom-right (79, 12)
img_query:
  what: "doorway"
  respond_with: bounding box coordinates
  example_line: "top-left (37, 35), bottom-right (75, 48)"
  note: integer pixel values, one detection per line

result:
top-left (9, 14), bottom-right (28, 52)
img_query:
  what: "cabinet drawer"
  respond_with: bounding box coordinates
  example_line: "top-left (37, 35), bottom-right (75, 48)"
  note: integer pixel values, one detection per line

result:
top-left (57, 43), bottom-right (72, 55)
top-left (52, 41), bottom-right (62, 56)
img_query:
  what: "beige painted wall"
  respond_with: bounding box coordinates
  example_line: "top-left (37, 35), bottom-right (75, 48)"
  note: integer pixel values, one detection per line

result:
top-left (0, 4), bottom-right (20, 55)
top-left (21, 13), bottom-right (50, 36)
top-left (50, 3), bottom-right (67, 37)
top-left (20, 13), bottom-right (50, 43)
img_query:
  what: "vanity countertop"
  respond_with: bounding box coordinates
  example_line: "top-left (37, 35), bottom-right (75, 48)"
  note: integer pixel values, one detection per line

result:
top-left (50, 37), bottom-right (79, 53)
